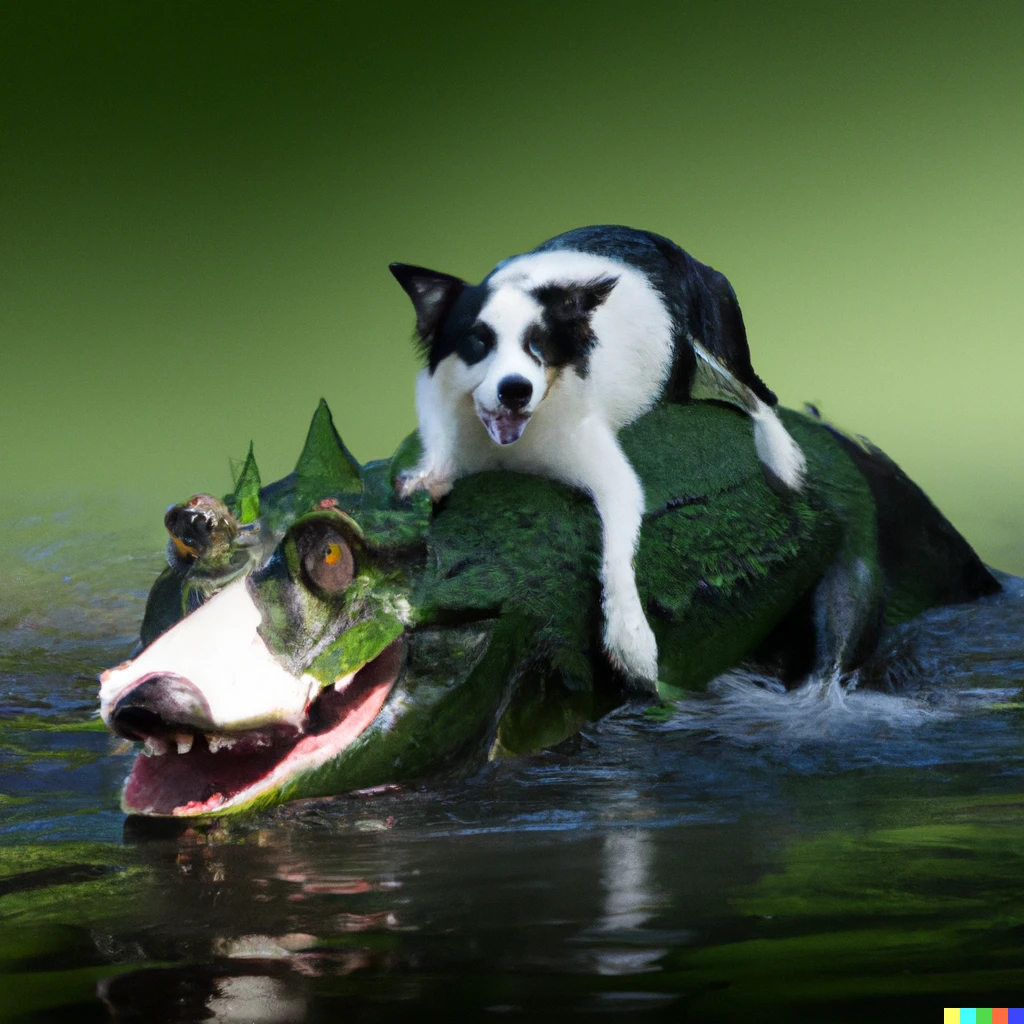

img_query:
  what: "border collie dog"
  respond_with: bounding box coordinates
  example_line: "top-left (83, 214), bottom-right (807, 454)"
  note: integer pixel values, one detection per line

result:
top-left (390, 225), bottom-right (805, 690)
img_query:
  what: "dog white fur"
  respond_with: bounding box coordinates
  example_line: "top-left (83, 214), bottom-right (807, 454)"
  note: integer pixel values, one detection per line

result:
top-left (391, 228), bottom-right (805, 690)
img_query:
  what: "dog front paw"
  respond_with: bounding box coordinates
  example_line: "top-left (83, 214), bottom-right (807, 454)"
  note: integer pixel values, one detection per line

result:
top-left (395, 467), bottom-right (454, 503)
top-left (602, 603), bottom-right (659, 691)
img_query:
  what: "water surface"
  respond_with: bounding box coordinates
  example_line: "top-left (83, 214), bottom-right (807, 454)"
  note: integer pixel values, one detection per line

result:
top-left (2, 504), bottom-right (1024, 1022)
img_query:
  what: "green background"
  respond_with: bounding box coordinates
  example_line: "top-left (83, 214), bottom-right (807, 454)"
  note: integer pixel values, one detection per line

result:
top-left (2, 1), bottom-right (1021, 572)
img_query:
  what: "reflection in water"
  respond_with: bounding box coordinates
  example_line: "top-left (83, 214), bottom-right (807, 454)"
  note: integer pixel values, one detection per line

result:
top-left (204, 975), bottom-right (306, 1024)
top-left (590, 829), bottom-right (668, 977)
top-left (599, 831), bottom-right (657, 934)
top-left (98, 965), bottom-right (308, 1024)
top-left (212, 934), bottom-right (318, 959)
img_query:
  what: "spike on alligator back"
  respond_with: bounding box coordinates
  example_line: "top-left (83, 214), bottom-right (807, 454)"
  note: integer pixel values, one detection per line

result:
top-left (227, 442), bottom-right (261, 525)
top-left (295, 397), bottom-right (364, 498)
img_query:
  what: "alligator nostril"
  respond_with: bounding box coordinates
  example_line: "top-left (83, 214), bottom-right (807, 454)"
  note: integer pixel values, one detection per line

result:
top-left (497, 375), bottom-right (533, 411)
top-left (109, 674), bottom-right (214, 738)
top-left (111, 706), bottom-right (167, 741)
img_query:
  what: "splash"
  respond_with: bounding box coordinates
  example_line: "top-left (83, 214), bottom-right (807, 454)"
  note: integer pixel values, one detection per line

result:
top-left (665, 666), bottom-right (947, 746)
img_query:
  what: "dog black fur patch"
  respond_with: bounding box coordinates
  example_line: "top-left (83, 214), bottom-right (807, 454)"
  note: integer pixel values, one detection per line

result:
top-left (528, 276), bottom-right (618, 376)
top-left (533, 226), bottom-right (776, 406)
top-left (389, 263), bottom-right (470, 364)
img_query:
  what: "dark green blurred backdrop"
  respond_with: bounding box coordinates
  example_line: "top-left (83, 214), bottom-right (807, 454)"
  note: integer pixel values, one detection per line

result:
top-left (2, 2), bottom-right (1021, 571)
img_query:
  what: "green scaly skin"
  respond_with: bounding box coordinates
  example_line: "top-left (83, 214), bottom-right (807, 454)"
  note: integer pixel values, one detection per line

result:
top-left (128, 399), bottom-right (998, 815)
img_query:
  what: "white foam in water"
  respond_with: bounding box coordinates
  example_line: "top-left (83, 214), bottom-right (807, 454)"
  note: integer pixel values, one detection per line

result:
top-left (666, 666), bottom-right (949, 746)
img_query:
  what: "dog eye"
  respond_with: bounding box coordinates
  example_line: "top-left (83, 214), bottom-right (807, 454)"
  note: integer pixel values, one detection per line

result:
top-left (299, 525), bottom-right (355, 596)
top-left (523, 325), bottom-right (548, 364)
top-left (465, 324), bottom-right (494, 360)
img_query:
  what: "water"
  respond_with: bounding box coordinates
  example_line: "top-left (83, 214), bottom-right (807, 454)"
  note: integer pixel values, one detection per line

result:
top-left (3, 504), bottom-right (1024, 1022)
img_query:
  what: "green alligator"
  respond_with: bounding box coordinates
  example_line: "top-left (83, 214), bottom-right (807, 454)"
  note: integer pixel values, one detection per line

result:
top-left (97, 399), bottom-right (999, 817)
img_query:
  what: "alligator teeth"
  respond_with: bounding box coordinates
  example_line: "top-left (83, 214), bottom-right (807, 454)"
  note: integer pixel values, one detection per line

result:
top-left (206, 734), bottom-right (237, 753)
top-left (334, 671), bottom-right (356, 692)
top-left (175, 733), bottom-right (194, 755)
top-left (143, 736), bottom-right (169, 757)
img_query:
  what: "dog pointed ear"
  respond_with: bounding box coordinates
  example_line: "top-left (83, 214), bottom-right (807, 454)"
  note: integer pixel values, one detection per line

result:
top-left (533, 275), bottom-right (618, 322)
top-left (685, 260), bottom-right (776, 406)
top-left (389, 263), bottom-right (467, 341)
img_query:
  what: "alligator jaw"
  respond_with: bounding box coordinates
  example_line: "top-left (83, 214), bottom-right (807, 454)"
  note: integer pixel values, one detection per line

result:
top-left (120, 638), bottom-right (404, 817)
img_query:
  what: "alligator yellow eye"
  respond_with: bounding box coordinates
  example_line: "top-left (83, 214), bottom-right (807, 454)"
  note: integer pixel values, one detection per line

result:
top-left (298, 524), bottom-right (355, 595)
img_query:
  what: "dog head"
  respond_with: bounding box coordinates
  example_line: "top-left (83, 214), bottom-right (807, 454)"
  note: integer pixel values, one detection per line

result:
top-left (391, 262), bottom-right (617, 445)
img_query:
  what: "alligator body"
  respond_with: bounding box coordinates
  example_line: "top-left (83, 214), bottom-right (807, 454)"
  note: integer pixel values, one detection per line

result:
top-left (97, 400), bottom-right (999, 816)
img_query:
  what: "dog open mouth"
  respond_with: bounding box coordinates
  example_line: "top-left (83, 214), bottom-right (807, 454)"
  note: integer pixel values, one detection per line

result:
top-left (110, 638), bottom-right (404, 817)
top-left (478, 408), bottom-right (530, 446)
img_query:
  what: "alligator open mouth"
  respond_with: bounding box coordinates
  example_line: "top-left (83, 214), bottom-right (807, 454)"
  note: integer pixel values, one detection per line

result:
top-left (117, 638), bottom-right (404, 817)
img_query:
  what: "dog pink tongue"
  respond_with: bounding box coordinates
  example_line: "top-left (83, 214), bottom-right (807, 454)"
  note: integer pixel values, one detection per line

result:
top-left (483, 411), bottom-right (528, 446)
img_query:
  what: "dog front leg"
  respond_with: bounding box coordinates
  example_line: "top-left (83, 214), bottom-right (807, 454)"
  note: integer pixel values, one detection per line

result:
top-left (395, 459), bottom-right (456, 502)
top-left (571, 425), bottom-right (659, 691)
top-left (396, 369), bottom-right (459, 501)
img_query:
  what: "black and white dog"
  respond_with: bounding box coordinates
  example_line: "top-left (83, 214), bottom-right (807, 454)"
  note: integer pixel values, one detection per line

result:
top-left (390, 225), bottom-right (805, 689)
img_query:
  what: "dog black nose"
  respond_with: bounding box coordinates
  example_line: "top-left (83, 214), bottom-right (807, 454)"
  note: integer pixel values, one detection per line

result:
top-left (497, 375), bottom-right (533, 411)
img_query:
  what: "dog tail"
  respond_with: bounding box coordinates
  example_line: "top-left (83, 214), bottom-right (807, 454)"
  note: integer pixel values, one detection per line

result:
top-left (690, 340), bottom-right (806, 491)
top-left (752, 402), bottom-right (806, 491)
